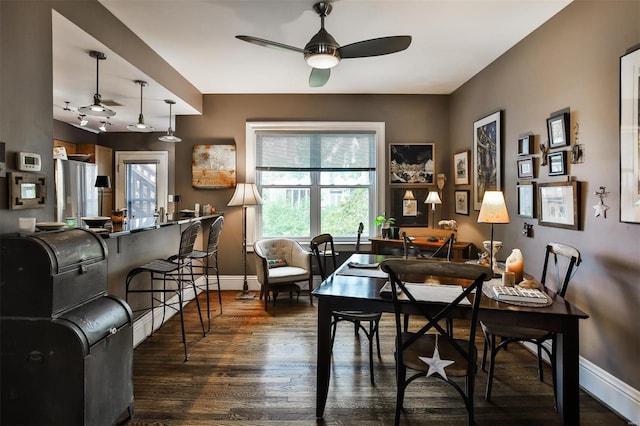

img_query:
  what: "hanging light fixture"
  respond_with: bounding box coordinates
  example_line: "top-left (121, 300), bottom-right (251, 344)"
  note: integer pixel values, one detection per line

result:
top-left (127, 80), bottom-right (154, 132)
top-left (78, 114), bottom-right (88, 126)
top-left (98, 118), bottom-right (110, 132)
top-left (158, 99), bottom-right (182, 142)
top-left (78, 51), bottom-right (116, 118)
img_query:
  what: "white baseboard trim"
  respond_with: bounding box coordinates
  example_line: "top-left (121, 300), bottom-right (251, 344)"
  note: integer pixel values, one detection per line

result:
top-left (521, 342), bottom-right (639, 424)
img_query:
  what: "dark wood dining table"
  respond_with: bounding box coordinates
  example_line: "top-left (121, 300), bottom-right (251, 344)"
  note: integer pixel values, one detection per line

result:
top-left (311, 253), bottom-right (589, 425)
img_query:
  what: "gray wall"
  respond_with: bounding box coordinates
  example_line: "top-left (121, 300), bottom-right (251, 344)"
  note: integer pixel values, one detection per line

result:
top-left (1, 0), bottom-right (638, 400)
top-left (449, 1), bottom-right (640, 388)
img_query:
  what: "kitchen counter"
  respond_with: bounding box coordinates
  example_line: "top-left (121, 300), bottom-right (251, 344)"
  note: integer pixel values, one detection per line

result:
top-left (99, 213), bottom-right (223, 238)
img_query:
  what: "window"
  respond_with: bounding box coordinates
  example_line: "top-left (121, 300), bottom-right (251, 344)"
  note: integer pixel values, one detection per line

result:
top-left (246, 122), bottom-right (385, 243)
top-left (115, 151), bottom-right (168, 220)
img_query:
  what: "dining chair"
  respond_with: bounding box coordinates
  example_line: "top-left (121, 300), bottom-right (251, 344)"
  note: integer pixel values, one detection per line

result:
top-left (381, 258), bottom-right (490, 426)
top-left (310, 233), bottom-right (382, 385)
top-left (188, 216), bottom-right (224, 331)
top-left (481, 242), bottom-right (582, 402)
top-left (355, 222), bottom-right (364, 253)
top-left (253, 238), bottom-right (313, 310)
top-left (125, 220), bottom-right (205, 361)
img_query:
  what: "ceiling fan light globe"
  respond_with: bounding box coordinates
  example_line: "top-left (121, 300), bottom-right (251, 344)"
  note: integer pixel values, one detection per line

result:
top-left (305, 53), bottom-right (339, 69)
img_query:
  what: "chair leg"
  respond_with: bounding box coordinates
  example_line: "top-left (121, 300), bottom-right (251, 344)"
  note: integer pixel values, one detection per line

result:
top-left (368, 320), bottom-right (375, 385)
top-left (481, 329), bottom-right (489, 372)
top-left (188, 263), bottom-right (206, 337)
top-left (537, 341), bottom-right (544, 382)
top-left (214, 254), bottom-right (222, 315)
top-left (395, 364), bottom-right (406, 426)
top-left (485, 333), bottom-right (497, 401)
top-left (177, 281), bottom-right (188, 362)
top-left (375, 320), bottom-right (381, 358)
top-left (204, 257), bottom-right (211, 332)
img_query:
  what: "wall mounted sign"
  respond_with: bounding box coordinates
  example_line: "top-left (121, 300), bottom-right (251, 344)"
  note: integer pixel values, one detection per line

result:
top-left (192, 144), bottom-right (236, 189)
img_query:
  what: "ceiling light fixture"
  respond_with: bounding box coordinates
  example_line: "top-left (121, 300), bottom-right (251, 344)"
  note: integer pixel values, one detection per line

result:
top-left (78, 51), bottom-right (116, 118)
top-left (127, 80), bottom-right (154, 132)
top-left (98, 119), bottom-right (110, 132)
top-left (158, 99), bottom-right (182, 142)
top-left (63, 101), bottom-right (72, 111)
top-left (78, 114), bottom-right (88, 126)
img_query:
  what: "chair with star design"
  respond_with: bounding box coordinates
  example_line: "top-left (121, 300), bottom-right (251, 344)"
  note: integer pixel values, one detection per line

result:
top-left (380, 258), bottom-right (490, 426)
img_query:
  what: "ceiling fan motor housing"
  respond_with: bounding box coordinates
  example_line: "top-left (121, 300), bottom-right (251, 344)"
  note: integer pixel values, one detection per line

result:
top-left (304, 28), bottom-right (341, 68)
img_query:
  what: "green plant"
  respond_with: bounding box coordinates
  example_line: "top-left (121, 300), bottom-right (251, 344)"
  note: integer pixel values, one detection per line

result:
top-left (373, 213), bottom-right (396, 227)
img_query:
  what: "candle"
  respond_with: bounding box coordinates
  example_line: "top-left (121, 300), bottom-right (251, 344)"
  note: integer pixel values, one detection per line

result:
top-left (505, 249), bottom-right (524, 284)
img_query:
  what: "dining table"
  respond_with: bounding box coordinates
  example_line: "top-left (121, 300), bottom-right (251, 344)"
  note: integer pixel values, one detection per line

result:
top-left (311, 253), bottom-right (589, 425)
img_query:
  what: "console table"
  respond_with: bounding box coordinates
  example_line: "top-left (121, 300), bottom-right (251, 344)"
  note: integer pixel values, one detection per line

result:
top-left (369, 236), bottom-right (475, 261)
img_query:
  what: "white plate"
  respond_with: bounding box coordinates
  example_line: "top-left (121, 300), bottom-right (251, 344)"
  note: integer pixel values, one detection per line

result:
top-left (36, 222), bottom-right (66, 231)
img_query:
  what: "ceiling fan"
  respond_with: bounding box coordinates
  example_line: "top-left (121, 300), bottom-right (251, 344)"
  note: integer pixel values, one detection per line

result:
top-left (236, 2), bottom-right (411, 88)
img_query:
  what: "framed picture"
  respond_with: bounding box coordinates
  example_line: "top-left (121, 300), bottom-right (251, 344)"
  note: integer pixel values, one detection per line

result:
top-left (620, 46), bottom-right (640, 223)
top-left (454, 190), bottom-right (470, 216)
top-left (453, 150), bottom-right (470, 185)
top-left (392, 188), bottom-right (428, 225)
top-left (517, 157), bottom-right (535, 179)
top-left (517, 182), bottom-right (536, 218)
top-left (548, 151), bottom-right (567, 176)
top-left (389, 143), bottom-right (435, 186)
top-left (537, 181), bottom-right (580, 230)
top-left (547, 112), bottom-right (570, 148)
top-left (192, 144), bottom-right (237, 188)
top-left (473, 110), bottom-right (502, 210)
top-left (517, 134), bottom-right (533, 156)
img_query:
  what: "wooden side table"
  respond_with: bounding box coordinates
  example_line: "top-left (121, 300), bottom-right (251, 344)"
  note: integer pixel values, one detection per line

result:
top-left (369, 237), bottom-right (475, 261)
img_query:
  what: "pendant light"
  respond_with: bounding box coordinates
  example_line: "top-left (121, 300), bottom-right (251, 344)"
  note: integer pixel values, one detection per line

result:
top-left (127, 80), bottom-right (155, 132)
top-left (158, 99), bottom-right (182, 142)
top-left (78, 51), bottom-right (116, 118)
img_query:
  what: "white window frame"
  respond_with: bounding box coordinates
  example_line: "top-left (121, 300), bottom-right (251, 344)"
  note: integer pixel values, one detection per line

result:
top-left (115, 151), bottom-right (169, 215)
top-left (245, 121), bottom-right (386, 248)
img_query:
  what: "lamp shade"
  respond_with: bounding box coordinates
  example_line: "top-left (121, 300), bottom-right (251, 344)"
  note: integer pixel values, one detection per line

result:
top-left (403, 190), bottom-right (416, 200)
top-left (94, 175), bottom-right (111, 188)
top-left (477, 190), bottom-right (510, 224)
top-left (424, 191), bottom-right (442, 205)
top-left (227, 183), bottom-right (263, 207)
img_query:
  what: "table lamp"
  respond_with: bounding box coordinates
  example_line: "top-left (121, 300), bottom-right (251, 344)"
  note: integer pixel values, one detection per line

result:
top-left (227, 183), bottom-right (263, 299)
top-left (477, 190), bottom-right (510, 275)
top-left (424, 191), bottom-right (442, 230)
top-left (94, 175), bottom-right (111, 216)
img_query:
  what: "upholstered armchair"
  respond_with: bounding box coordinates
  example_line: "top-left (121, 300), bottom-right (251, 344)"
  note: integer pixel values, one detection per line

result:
top-left (253, 238), bottom-right (313, 310)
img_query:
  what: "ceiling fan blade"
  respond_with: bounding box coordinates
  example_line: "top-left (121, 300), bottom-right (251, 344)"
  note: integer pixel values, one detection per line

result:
top-left (236, 35), bottom-right (304, 54)
top-left (309, 68), bottom-right (330, 87)
top-left (338, 35), bottom-right (412, 59)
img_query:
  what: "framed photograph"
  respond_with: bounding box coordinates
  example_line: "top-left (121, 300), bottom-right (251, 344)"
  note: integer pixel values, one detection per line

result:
top-left (538, 181), bottom-right (580, 230)
top-left (517, 134), bottom-right (533, 156)
top-left (547, 112), bottom-right (570, 148)
top-left (517, 157), bottom-right (535, 179)
top-left (192, 144), bottom-right (237, 188)
top-left (454, 190), bottom-right (470, 216)
top-left (473, 110), bottom-right (502, 210)
top-left (389, 143), bottom-right (435, 186)
top-left (392, 188), bottom-right (428, 225)
top-left (453, 150), bottom-right (470, 185)
top-left (548, 151), bottom-right (567, 176)
top-left (620, 46), bottom-right (640, 223)
top-left (517, 182), bottom-right (536, 218)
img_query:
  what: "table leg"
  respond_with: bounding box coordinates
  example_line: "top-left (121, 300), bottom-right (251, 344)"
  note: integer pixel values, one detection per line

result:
top-left (316, 297), bottom-right (332, 419)
top-left (555, 318), bottom-right (580, 425)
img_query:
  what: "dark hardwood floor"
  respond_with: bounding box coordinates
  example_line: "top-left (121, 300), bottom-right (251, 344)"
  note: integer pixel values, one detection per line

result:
top-left (125, 291), bottom-right (626, 426)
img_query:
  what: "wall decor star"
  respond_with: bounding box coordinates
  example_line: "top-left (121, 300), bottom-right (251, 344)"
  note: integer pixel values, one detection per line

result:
top-left (419, 347), bottom-right (454, 380)
top-left (593, 201), bottom-right (609, 218)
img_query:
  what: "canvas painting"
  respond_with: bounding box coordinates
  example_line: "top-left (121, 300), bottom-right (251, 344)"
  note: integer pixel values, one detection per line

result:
top-left (192, 144), bottom-right (236, 189)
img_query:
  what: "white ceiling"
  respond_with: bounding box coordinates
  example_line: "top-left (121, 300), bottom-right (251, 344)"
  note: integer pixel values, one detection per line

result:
top-left (52, 0), bottom-right (572, 134)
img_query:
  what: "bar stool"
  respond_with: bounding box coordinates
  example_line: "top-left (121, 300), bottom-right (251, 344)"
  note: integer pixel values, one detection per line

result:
top-left (188, 216), bottom-right (224, 331)
top-left (125, 221), bottom-right (205, 361)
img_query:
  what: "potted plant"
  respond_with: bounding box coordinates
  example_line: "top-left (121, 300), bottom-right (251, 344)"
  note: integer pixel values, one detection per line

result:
top-left (373, 214), bottom-right (396, 238)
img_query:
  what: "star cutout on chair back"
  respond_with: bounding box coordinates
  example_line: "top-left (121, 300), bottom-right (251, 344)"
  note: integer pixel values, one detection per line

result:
top-left (419, 347), bottom-right (454, 380)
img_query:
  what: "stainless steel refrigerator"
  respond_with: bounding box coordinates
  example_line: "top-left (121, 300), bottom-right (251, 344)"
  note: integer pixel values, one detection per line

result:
top-left (55, 159), bottom-right (99, 222)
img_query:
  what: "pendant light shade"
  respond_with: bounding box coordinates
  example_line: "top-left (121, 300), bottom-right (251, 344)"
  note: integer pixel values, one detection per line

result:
top-left (78, 51), bottom-right (116, 118)
top-left (127, 80), bottom-right (155, 132)
top-left (158, 99), bottom-right (182, 142)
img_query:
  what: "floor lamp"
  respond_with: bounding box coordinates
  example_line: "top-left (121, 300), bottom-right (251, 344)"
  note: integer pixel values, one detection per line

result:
top-left (94, 175), bottom-right (111, 216)
top-left (477, 190), bottom-right (510, 276)
top-left (227, 183), bottom-right (263, 299)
